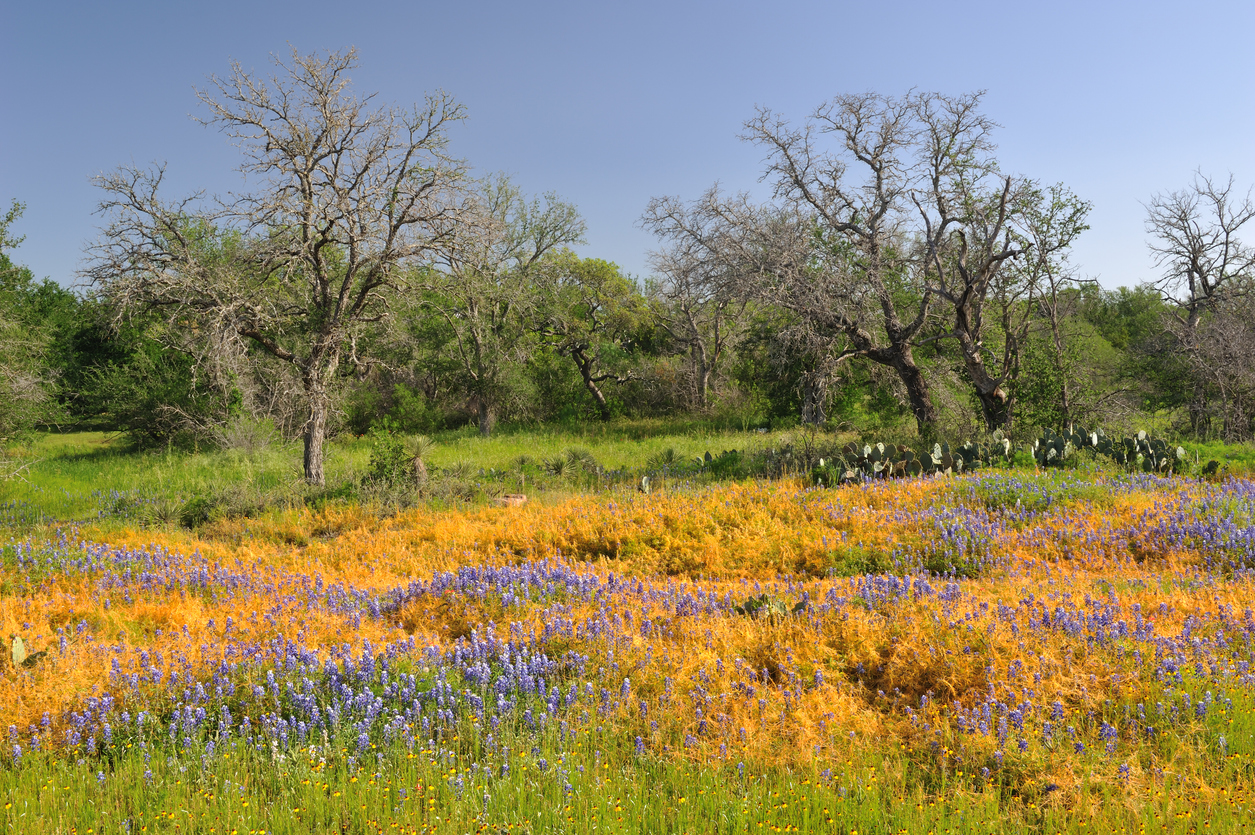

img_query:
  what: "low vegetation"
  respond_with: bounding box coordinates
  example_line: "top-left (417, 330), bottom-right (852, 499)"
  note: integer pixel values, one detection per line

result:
top-left (2, 431), bottom-right (1255, 832)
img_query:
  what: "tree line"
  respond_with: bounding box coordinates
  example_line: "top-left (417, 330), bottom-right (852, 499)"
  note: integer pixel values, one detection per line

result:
top-left (2, 49), bottom-right (1253, 484)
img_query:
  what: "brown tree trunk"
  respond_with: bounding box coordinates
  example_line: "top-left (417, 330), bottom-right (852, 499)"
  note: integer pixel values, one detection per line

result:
top-left (1049, 318), bottom-right (1073, 431)
top-left (477, 398), bottom-right (492, 437)
top-left (301, 369), bottom-right (332, 486)
top-left (951, 299), bottom-right (1011, 432)
top-left (692, 342), bottom-right (711, 411)
top-left (571, 349), bottom-right (612, 421)
top-left (891, 349), bottom-right (938, 435)
top-left (472, 327), bottom-right (493, 437)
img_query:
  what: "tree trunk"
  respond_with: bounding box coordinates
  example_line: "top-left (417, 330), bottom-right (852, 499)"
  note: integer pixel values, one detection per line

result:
top-left (692, 342), bottom-right (711, 411)
top-left (477, 397), bottom-right (492, 437)
top-left (1048, 316), bottom-right (1073, 431)
top-left (472, 327), bottom-right (492, 437)
top-left (951, 306), bottom-right (1011, 432)
top-left (572, 349), bottom-right (612, 421)
top-left (801, 375), bottom-right (827, 425)
top-left (893, 353), bottom-right (938, 436)
top-left (302, 373), bottom-right (330, 487)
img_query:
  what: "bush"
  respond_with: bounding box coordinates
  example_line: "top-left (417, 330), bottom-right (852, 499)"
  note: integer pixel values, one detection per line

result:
top-left (364, 426), bottom-right (412, 486)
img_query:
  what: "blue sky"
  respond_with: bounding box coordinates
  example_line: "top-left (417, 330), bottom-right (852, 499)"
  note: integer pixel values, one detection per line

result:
top-left (3, 0), bottom-right (1253, 290)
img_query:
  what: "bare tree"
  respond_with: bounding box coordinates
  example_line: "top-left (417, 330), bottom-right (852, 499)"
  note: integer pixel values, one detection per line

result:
top-left (747, 94), bottom-right (943, 431)
top-left (1146, 172), bottom-right (1255, 330)
top-left (1143, 173), bottom-right (1255, 436)
top-left (422, 174), bottom-right (585, 435)
top-left (1191, 297), bottom-right (1255, 441)
top-left (645, 94), bottom-right (944, 430)
top-left (643, 220), bottom-right (750, 412)
top-left (908, 93), bottom-right (1035, 431)
top-left (647, 92), bottom-right (1090, 434)
top-left (85, 48), bottom-right (466, 485)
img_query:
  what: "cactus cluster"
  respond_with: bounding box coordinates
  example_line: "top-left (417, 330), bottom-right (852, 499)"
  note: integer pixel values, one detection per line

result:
top-left (812, 431), bottom-right (1014, 486)
top-left (732, 593), bottom-right (808, 621)
top-left (1032, 427), bottom-right (1188, 474)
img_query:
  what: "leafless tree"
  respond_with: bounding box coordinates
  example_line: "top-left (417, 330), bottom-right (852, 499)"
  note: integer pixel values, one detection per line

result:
top-left (642, 210), bottom-right (751, 412)
top-left (1146, 172), bottom-right (1255, 330)
top-left (1191, 297), bottom-right (1255, 441)
top-left (422, 174), bottom-right (585, 435)
top-left (647, 92), bottom-right (1090, 434)
top-left (1143, 173), bottom-right (1255, 435)
top-left (908, 93), bottom-right (1038, 431)
top-left (744, 94), bottom-right (943, 431)
top-left (85, 48), bottom-right (466, 485)
top-left (646, 94), bottom-right (953, 431)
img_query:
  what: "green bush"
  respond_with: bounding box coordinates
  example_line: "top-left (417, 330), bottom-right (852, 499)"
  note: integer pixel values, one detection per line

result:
top-left (364, 426), bottom-right (412, 486)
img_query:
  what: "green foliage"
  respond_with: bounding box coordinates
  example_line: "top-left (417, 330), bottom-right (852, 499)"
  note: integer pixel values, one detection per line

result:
top-left (343, 381), bottom-right (445, 436)
top-left (811, 432), bottom-right (1014, 486)
top-left (0, 200), bottom-right (67, 440)
top-left (77, 318), bottom-right (225, 448)
top-left (1030, 426), bottom-right (1187, 474)
top-left (364, 425), bottom-right (413, 486)
top-left (732, 593), bottom-right (807, 620)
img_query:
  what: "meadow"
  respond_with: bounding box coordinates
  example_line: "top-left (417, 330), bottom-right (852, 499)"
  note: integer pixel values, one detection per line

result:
top-left (2, 429), bottom-right (1255, 833)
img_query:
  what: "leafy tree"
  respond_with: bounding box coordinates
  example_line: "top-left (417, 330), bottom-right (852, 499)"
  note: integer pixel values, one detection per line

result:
top-left (988, 184), bottom-right (1092, 430)
top-left (421, 174), bottom-right (584, 435)
top-left (0, 200), bottom-right (63, 442)
top-left (535, 252), bottom-right (648, 420)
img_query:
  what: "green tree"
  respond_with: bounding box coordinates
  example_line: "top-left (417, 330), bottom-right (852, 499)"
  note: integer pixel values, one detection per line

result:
top-left (535, 252), bottom-right (648, 420)
top-left (0, 200), bottom-right (63, 442)
top-left (421, 175), bottom-right (584, 435)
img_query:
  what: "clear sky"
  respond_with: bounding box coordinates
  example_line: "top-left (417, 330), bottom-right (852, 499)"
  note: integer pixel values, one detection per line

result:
top-left (3, 0), bottom-right (1253, 291)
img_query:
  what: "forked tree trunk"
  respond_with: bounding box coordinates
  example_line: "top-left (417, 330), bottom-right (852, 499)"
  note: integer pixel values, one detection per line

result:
top-left (951, 300), bottom-right (1012, 432)
top-left (300, 351), bottom-right (339, 487)
top-left (801, 372), bottom-right (828, 426)
top-left (571, 349), bottom-right (613, 421)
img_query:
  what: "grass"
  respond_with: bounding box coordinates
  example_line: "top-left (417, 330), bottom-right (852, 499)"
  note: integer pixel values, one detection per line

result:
top-left (4, 428), bottom-right (1255, 833)
top-left (0, 423), bottom-right (820, 530)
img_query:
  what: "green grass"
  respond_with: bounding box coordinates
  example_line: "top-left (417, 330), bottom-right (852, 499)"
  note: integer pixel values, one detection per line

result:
top-left (0, 422), bottom-right (819, 528)
top-left (4, 717), bottom-right (1247, 835)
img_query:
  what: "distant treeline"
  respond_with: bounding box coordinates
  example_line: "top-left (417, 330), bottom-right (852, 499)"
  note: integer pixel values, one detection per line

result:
top-left (2, 56), bottom-right (1253, 458)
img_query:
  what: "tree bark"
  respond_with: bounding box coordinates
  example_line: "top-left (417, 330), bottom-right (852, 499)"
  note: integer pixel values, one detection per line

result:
top-left (892, 348), bottom-right (939, 434)
top-left (301, 368), bottom-right (333, 486)
top-left (472, 325), bottom-right (493, 437)
top-left (692, 339), bottom-right (711, 411)
top-left (477, 397), bottom-right (492, 437)
top-left (571, 348), bottom-right (613, 421)
top-left (801, 372), bottom-right (828, 425)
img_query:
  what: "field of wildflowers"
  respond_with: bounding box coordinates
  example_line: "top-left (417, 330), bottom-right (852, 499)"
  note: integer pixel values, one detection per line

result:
top-left (3, 463), bottom-right (1255, 833)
